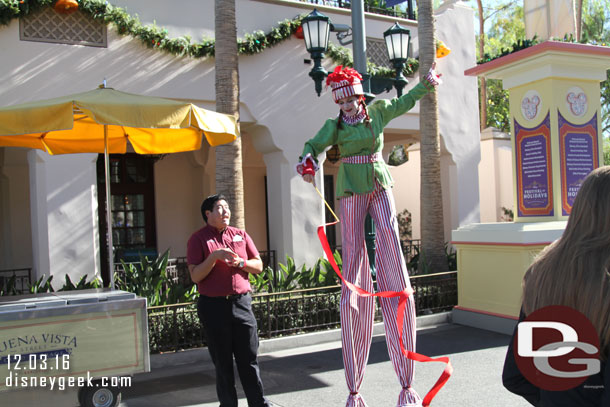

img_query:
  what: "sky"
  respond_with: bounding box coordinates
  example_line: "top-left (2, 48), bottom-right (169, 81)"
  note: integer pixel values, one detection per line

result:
top-left (392, 0), bottom-right (518, 35)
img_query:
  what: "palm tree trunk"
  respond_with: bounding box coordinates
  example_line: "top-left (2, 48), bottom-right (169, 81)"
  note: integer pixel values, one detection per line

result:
top-left (215, 0), bottom-right (245, 229)
top-left (477, 0), bottom-right (487, 130)
top-left (575, 0), bottom-right (583, 41)
top-left (417, 0), bottom-right (448, 274)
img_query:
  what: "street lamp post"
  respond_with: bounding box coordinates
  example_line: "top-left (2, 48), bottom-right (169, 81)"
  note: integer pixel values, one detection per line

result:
top-left (384, 22), bottom-right (411, 97)
top-left (348, 0), bottom-right (377, 273)
top-left (301, 9), bottom-right (331, 96)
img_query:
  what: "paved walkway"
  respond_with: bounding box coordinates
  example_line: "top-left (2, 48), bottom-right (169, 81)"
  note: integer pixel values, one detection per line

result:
top-left (119, 323), bottom-right (530, 407)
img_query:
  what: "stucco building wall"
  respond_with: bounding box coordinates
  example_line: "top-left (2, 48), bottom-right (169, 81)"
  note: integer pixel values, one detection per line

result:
top-left (0, 0), bottom-right (494, 285)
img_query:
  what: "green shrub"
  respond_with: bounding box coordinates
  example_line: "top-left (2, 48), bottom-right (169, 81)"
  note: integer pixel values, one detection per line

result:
top-left (501, 206), bottom-right (514, 222)
top-left (249, 266), bottom-right (274, 293)
top-left (299, 253), bottom-right (341, 288)
top-left (250, 251), bottom-right (342, 293)
top-left (114, 249), bottom-right (169, 306)
top-left (30, 274), bottom-right (55, 294)
top-left (0, 275), bottom-right (19, 296)
top-left (58, 274), bottom-right (102, 291)
top-left (445, 244), bottom-right (457, 272)
top-left (113, 249), bottom-right (198, 305)
top-left (0, 273), bottom-right (101, 296)
top-left (164, 278), bottom-right (198, 304)
top-left (408, 244), bottom-right (457, 274)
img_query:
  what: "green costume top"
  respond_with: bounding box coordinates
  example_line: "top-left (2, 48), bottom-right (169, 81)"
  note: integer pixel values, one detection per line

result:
top-left (300, 82), bottom-right (431, 198)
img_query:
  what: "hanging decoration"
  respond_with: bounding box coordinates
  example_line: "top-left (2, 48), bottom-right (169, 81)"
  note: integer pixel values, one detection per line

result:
top-left (53, 0), bottom-right (78, 15)
top-left (436, 40), bottom-right (450, 58)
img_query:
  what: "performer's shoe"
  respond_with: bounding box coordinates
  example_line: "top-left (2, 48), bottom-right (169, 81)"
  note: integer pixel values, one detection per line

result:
top-left (345, 392), bottom-right (368, 407)
top-left (397, 387), bottom-right (422, 407)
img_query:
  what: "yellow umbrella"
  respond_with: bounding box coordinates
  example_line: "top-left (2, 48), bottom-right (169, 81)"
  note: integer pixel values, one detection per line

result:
top-left (0, 86), bottom-right (239, 287)
top-left (0, 86), bottom-right (237, 153)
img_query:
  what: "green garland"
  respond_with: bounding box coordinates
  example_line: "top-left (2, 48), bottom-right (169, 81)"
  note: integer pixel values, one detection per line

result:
top-left (477, 36), bottom-right (541, 65)
top-left (0, 0), bottom-right (418, 78)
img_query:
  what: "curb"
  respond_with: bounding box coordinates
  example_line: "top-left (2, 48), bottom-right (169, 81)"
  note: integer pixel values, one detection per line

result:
top-left (149, 311), bottom-right (452, 370)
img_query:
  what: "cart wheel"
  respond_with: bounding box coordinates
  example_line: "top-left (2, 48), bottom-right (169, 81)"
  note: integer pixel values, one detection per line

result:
top-left (79, 380), bottom-right (121, 407)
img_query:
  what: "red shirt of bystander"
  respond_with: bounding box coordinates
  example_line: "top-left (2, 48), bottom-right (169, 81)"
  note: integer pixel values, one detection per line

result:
top-left (186, 224), bottom-right (258, 297)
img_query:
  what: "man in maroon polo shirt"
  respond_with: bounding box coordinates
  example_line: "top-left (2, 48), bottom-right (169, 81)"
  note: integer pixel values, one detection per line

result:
top-left (187, 194), bottom-right (271, 407)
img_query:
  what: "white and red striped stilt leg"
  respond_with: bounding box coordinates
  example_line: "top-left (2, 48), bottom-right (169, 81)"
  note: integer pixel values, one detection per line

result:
top-left (340, 191), bottom-right (374, 407)
top-left (369, 183), bottom-right (421, 406)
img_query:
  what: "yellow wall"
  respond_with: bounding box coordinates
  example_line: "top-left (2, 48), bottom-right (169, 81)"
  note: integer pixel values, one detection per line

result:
top-left (456, 243), bottom-right (547, 317)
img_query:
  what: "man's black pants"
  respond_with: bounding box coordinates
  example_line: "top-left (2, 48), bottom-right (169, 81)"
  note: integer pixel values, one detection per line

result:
top-left (197, 293), bottom-right (269, 407)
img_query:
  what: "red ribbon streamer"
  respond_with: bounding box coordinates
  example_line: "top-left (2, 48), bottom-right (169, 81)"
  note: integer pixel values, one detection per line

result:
top-left (317, 221), bottom-right (452, 406)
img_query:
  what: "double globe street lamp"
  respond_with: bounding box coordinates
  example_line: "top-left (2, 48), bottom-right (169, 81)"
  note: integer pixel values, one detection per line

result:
top-left (301, 8), bottom-right (412, 98)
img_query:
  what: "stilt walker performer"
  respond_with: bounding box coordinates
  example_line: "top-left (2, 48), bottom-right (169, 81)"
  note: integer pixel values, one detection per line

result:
top-left (296, 65), bottom-right (442, 407)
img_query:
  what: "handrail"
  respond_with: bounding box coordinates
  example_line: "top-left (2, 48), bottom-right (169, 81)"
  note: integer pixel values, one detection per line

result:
top-left (292, 0), bottom-right (415, 20)
top-left (0, 267), bottom-right (32, 274)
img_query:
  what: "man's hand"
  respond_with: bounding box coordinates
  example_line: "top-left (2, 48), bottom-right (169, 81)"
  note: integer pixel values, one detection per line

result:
top-left (189, 248), bottom-right (245, 284)
top-left (213, 248), bottom-right (239, 267)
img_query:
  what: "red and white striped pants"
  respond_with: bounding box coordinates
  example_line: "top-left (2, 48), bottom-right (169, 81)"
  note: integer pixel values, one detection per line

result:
top-left (339, 180), bottom-right (420, 407)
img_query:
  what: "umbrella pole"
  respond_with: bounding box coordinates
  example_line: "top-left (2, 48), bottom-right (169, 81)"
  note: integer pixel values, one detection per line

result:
top-left (104, 125), bottom-right (115, 289)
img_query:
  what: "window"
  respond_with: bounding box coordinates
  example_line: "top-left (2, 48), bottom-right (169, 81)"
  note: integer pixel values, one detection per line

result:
top-left (20, 7), bottom-right (107, 47)
top-left (97, 154), bottom-right (157, 278)
top-left (366, 37), bottom-right (391, 69)
top-left (111, 194), bottom-right (147, 249)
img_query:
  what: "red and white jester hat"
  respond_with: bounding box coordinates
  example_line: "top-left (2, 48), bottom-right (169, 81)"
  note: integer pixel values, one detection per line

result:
top-left (326, 66), bottom-right (364, 103)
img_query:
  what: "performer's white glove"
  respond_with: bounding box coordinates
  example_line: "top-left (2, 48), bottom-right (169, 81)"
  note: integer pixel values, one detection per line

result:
top-left (296, 153), bottom-right (318, 185)
top-left (424, 62), bottom-right (443, 88)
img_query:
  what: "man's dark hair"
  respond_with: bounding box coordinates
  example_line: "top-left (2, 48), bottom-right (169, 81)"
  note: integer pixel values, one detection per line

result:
top-left (200, 194), bottom-right (227, 223)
